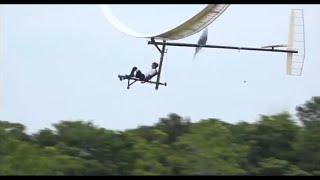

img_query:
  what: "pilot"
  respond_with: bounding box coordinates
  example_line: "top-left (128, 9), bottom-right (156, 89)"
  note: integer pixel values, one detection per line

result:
top-left (118, 62), bottom-right (159, 82)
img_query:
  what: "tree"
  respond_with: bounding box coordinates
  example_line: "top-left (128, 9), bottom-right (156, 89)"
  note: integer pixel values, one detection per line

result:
top-left (0, 141), bottom-right (105, 175)
top-left (126, 128), bottom-right (171, 175)
top-left (248, 112), bottom-right (300, 166)
top-left (155, 113), bottom-right (191, 144)
top-left (296, 96), bottom-right (320, 127)
top-left (252, 158), bottom-right (309, 176)
top-left (33, 128), bottom-right (58, 147)
top-left (0, 121), bottom-right (29, 141)
top-left (52, 120), bottom-right (135, 175)
top-left (295, 97), bottom-right (320, 174)
top-left (171, 119), bottom-right (248, 175)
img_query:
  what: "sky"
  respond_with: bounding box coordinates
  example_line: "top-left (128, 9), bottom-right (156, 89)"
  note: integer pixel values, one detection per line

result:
top-left (1, 4), bottom-right (320, 133)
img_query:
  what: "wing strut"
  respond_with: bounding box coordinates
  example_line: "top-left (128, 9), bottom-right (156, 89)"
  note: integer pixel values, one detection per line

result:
top-left (155, 39), bottom-right (167, 90)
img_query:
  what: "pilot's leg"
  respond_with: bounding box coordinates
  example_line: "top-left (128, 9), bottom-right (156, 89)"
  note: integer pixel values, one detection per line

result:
top-left (118, 75), bottom-right (124, 81)
top-left (130, 67), bottom-right (138, 77)
top-left (136, 70), bottom-right (145, 81)
top-left (119, 67), bottom-right (138, 81)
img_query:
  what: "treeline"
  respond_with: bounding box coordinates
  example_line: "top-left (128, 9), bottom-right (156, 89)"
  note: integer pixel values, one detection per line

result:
top-left (0, 97), bottom-right (320, 175)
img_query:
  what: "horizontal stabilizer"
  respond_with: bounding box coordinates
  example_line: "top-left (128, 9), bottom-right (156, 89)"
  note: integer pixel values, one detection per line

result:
top-left (261, 44), bottom-right (287, 49)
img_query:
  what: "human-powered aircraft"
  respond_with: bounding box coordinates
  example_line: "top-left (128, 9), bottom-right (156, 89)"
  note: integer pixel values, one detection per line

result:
top-left (99, 5), bottom-right (305, 90)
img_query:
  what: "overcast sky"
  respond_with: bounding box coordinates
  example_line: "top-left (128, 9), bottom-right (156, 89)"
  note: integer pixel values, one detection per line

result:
top-left (1, 4), bottom-right (319, 133)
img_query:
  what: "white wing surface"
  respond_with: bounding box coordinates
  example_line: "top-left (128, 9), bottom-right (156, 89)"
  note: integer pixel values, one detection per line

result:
top-left (99, 4), bottom-right (229, 40)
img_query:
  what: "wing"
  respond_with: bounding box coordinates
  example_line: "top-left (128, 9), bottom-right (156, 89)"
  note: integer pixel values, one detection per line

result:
top-left (100, 4), bottom-right (229, 41)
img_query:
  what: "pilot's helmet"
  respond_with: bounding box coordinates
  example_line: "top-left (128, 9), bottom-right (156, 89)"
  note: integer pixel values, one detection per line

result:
top-left (152, 62), bottom-right (159, 69)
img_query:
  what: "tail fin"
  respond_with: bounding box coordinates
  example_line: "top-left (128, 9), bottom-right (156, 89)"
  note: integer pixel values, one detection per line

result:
top-left (286, 9), bottom-right (305, 76)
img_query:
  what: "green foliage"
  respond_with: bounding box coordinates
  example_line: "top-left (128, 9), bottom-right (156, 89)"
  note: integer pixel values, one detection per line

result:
top-left (295, 96), bottom-right (320, 175)
top-left (172, 119), bottom-right (248, 175)
top-left (296, 96), bottom-right (320, 127)
top-left (0, 121), bottom-right (29, 141)
top-left (0, 97), bottom-right (320, 175)
top-left (33, 128), bottom-right (58, 147)
top-left (252, 158), bottom-right (309, 176)
top-left (248, 113), bottom-right (300, 164)
top-left (155, 113), bottom-right (191, 144)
